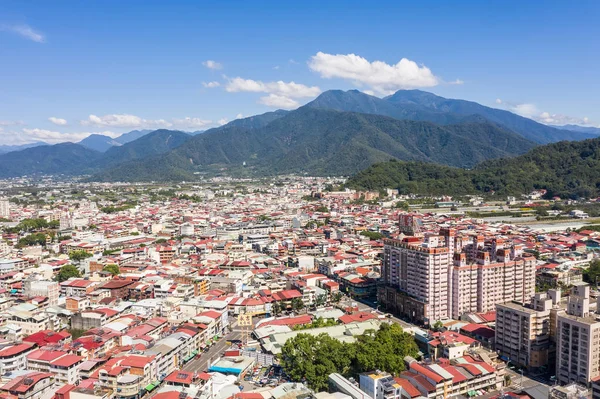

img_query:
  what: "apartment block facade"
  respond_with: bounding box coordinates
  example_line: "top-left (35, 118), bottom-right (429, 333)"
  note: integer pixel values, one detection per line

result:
top-left (495, 290), bottom-right (561, 370)
top-left (380, 218), bottom-right (536, 325)
top-left (556, 283), bottom-right (600, 387)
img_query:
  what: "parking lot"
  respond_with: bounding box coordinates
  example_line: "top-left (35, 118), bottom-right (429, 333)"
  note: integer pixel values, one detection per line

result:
top-left (241, 364), bottom-right (289, 391)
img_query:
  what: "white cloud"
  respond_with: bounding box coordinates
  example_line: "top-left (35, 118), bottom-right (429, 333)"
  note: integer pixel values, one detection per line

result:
top-left (84, 114), bottom-right (147, 128)
top-left (218, 118), bottom-right (228, 126)
top-left (202, 81), bottom-right (220, 88)
top-left (258, 94), bottom-right (299, 109)
top-left (235, 113), bottom-right (244, 119)
top-left (308, 52), bottom-right (439, 95)
top-left (225, 77), bottom-right (320, 109)
top-left (448, 79), bottom-right (464, 85)
top-left (203, 60), bottom-right (222, 70)
top-left (273, 65), bottom-right (280, 70)
top-left (496, 99), bottom-right (594, 126)
top-left (171, 117), bottom-right (212, 129)
top-left (0, 120), bottom-right (25, 126)
top-left (82, 113), bottom-right (214, 130)
top-left (0, 128), bottom-right (118, 145)
top-left (0, 24), bottom-right (45, 43)
top-left (48, 117), bottom-right (67, 126)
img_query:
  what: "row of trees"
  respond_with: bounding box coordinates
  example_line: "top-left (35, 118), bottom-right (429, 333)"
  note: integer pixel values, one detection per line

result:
top-left (281, 323), bottom-right (419, 391)
top-left (57, 262), bottom-right (120, 282)
top-left (3, 218), bottom-right (60, 234)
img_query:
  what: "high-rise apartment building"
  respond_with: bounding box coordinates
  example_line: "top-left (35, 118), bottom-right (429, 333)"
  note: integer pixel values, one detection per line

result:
top-left (0, 198), bottom-right (9, 218)
top-left (380, 216), bottom-right (536, 325)
top-left (496, 290), bottom-right (561, 371)
top-left (556, 283), bottom-right (600, 387)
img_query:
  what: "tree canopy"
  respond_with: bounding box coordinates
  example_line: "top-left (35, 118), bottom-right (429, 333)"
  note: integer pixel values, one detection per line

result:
top-left (280, 323), bottom-right (418, 391)
top-left (103, 264), bottom-right (120, 276)
top-left (57, 264), bottom-right (82, 282)
top-left (69, 250), bottom-right (93, 262)
top-left (583, 260), bottom-right (600, 287)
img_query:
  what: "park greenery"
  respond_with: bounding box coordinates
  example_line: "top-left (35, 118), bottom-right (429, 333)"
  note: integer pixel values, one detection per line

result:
top-left (3, 218), bottom-right (59, 234)
top-left (291, 317), bottom-right (338, 331)
top-left (17, 233), bottom-right (48, 248)
top-left (281, 323), bottom-right (419, 391)
top-left (360, 230), bottom-right (384, 240)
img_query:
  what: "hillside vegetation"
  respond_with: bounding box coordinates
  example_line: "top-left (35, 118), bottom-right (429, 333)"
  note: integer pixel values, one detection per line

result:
top-left (347, 137), bottom-right (600, 199)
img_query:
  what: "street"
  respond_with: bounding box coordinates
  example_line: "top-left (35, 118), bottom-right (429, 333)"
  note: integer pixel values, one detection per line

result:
top-left (183, 324), bottom-right (242, 372)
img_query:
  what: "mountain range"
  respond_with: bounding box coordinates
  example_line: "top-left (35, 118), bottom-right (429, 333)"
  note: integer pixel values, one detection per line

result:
top-left (0, 142), bottom-right (47, 155)
top-left (0, 89), bottom-right (598, 188)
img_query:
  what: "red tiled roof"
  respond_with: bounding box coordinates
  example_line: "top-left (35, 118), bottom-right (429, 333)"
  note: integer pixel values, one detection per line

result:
top-left (0, 342), bottom-right (35, 358)
top-left (119, 355), bottom-right (154, 368)
top-left (410, 363), bottom-right (444, 383)
top-left (394, 377), bottom-right (420, 398)
top-left (27, 349), bottom-right (68, 362)
top-left (50, 354), bottom-right (83, 368)
top-left (164, 370), bottom-right (193, 384)
top-left (1, 372), bottom-right (53, 393)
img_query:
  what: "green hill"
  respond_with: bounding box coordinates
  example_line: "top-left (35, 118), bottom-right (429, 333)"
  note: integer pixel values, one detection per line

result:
top-left (346, 137), bottom-right (600, 199)
top-left (96, 129), bottom-right (191, 168)
top-left (0, 143), bottom-right (102, 178)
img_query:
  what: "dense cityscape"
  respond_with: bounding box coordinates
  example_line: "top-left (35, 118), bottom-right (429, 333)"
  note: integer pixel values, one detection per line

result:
top-left (0, 175), bottom-right (599, 399)
top-left (2, 2), bottom-right (599, 399)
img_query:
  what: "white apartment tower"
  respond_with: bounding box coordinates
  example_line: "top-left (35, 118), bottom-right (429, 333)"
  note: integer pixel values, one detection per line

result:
top-left (495, 290), bottom-right (561, 370)
top-left (556, 282), bottom-right (600, 387)
top-left (0, 198), bottom-right (9, 218)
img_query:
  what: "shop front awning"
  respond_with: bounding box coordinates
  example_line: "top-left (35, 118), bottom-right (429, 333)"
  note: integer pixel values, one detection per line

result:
top-left (145, 383), bottom-right (156, 392)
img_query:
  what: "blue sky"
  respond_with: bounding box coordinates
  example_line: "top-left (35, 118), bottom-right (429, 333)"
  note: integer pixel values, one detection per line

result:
top-left (0, 0), bottom-right (598, 144)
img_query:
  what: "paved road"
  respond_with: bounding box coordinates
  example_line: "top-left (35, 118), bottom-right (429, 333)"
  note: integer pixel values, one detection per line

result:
top-left (505, 368), bottom-right (552, 390)
top-left (183, 326), bottom-right (242, 372)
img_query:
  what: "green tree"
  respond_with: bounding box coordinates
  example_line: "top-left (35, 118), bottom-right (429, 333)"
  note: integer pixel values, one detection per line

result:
top-left (103, 264), bottom-right (120, 276)
top-left (57, 264), bottom-right (82, 282)
top-left (432, 320), bottom-right (444, 331)
top-left (16, 218), bottom-right (49, 232)
top-left (271, 301), bottom-right (282, 316)
top-left (48, 220), bottom-right (60, 229)
top-left (291, 297), bottom-right (305, 313)
top-left (280, 324), bottom-right (418, 391)
top-left (583, 260), bottom-right (600, 287)
top-left (315, 294), bottom-right (327, 308)
top-left (331, 291), bottom-right (343, 304)
top-left (360, 231), bottom-right (384, 240)
top-left (69, 250), bottom-right (93, 263)
top-left (16, 233), bottom-right (47, 248)
top-left (394, 201), bottom-right (410, 211)
top-left (315, 206), bottom-right (329, 213)
top-left (281, 333), bottom-right (353, 391)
